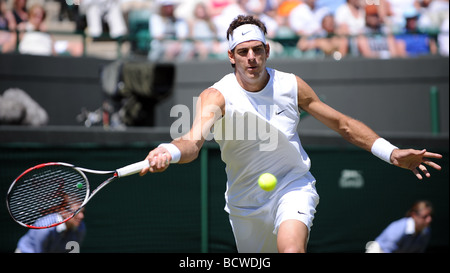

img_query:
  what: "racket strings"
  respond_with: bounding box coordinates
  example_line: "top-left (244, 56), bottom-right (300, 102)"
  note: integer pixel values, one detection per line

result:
top-left (8, 165), bottom-right (88, 228)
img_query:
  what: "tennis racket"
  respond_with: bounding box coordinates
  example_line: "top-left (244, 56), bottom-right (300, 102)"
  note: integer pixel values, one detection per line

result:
top-left (6, 160), bottom-right (150, 229)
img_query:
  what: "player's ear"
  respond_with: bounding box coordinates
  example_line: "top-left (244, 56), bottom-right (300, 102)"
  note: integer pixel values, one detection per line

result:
top-left (228, 49), bottom-right (236, 65)
top-left (265, 43), bottom-right (270, 59)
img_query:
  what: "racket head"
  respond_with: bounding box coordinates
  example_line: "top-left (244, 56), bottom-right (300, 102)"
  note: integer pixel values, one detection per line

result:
top-left (6, 162), bottom-right (90, 229)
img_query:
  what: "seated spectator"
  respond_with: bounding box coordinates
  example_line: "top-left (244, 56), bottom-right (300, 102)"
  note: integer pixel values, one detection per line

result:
top-left (382, 0), bottom-right (421, 33)
top-left (297, 13), bottom-right (348, 59)
top-left (334, 0), bottom-right (366, 36)
top-left (17, 4), bottom-right (53, 56)
top-left (18, 4), bottom-right (83, 56)
top-left (288, 0), bottom-right (330, 37)
top-left (417, 0), bottom-right (449, 33)
top-left (188, 1), bottom-right (220, 60)
top-left (261, 0), bottom-right (281, 19)
top-left (0, 0), bottom-right (16, 53)
top-left (6, 0), bottom-right (28, 31)
top-left (246, 0), bottom-right (279, 38)
top-left (395, 8), bottom-right (437, 57)
top-left (315, 0), bottom-right (346, 14)
top-left (276, 0), bottom-right (302, 20)
top-left (207, 0), bottom-right (235, 18)
top-left (16, 207), bottom-right (86, 253)
top-left (366, 200), bottom-right (433, 253)
top-left (213, 0), bottom-right (248, 42)
top-left (79, 0), bottom-right (127, 38)
top-left (357, 5), bottom-right (405, 58)
top-left (273, 0), bottom-right (301, 38)
top-left (148, 0), bottom-right (193, 61)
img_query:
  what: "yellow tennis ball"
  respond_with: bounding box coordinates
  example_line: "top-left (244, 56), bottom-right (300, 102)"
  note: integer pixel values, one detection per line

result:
top-left (258, 173), bottom-right (277, 191)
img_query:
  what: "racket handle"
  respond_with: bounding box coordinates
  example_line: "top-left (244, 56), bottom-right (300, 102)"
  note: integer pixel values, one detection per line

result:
top-left (116, 160), bottom-right (150, 177)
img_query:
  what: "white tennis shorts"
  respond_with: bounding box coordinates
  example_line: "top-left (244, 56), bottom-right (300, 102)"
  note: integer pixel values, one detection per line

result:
top-left (229, 187), bottom-right (319, 253)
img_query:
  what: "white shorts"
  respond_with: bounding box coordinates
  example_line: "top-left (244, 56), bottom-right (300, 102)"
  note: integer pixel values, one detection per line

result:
top-left (229, 188), bottom-right (319, 253)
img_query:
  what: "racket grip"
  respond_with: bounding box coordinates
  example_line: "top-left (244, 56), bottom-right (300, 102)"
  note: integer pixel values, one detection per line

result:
top-left (116, 160), bottom-right (150, 177)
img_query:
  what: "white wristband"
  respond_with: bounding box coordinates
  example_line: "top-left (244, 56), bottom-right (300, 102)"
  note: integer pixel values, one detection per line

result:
top-left (371, 138), bottom-right (398, 164)
top-left (158, 143), bottom-right (181, 163)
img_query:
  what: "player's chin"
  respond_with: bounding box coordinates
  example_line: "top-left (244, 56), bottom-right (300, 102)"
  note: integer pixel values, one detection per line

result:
top-left (246, 69), bottom-right (262, 79)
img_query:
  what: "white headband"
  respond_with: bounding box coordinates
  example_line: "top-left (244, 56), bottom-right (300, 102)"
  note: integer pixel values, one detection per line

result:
top-left (228, 24), bottom-right (266, 50)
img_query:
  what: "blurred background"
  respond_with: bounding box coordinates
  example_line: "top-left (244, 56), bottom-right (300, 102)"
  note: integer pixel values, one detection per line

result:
top-left (0, 0), bottom-right (448, 253)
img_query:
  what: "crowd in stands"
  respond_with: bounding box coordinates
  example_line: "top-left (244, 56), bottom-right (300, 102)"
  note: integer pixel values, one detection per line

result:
top-left (0, 0), bottom-right (448, 59)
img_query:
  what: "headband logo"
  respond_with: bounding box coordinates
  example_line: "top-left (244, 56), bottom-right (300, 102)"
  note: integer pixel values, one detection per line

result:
top-left (229, 24), bottom-right (266, 50)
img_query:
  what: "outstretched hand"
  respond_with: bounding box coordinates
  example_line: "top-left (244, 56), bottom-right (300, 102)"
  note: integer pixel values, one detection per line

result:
top-left (390, 149), bottom-right (442, 180)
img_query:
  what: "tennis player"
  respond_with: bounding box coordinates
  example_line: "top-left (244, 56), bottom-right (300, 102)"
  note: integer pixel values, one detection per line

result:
top-left (140, 15), bottom-right (442, 253)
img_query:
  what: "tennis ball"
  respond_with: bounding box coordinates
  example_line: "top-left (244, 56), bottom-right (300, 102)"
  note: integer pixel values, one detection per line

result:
top-left (258, 173), bottom-right (277, 191)
top-left (76, 183), bottom-right (83, 189)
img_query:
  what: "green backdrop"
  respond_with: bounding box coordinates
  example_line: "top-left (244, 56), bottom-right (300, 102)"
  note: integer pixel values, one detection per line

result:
top-left (1, 142), bottom-right (448, 253)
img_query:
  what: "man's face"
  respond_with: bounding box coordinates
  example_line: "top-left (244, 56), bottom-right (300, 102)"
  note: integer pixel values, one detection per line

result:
top-left (67, 208), bottom-right (85, 229)
top-left (413, 207), bottom-right (432, 232)
top-left (228, 40), bottom-right (270, 83)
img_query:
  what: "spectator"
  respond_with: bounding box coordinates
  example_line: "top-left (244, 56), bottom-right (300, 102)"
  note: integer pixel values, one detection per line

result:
top-left (211, 0), bottom-right (248, 56)
top-left (148, 0), bottom-right (193, 61)
top-left (357, 4), bottom-right (405, 58)
top-left (316, 0), bottom-right (346, 14)
top-left (246, 0), bottom-right (279, 38)
top-left (297, 13), bottom-right (349, 58)
top-left (15, 208), bottom-right (86, 253)
top-left (207, 0), bottom-right (235, 18)
top-left (366, 201), bottom-right (433, 253)
top-left (79, 0), bottom-right (127, 38)
top-left (213, 0), bottom-right (248, 41)
top-left (17, 3), bottom-right (53, 56)
top-left (57, 0), bottom-right (80, 22)
top-left (334, 0), bottom-right (366, 36)
top-left (260, 0), bottom-right (280, 19)
top-left (276, 0), bottom-right (301, 18)
top-left (17, 4), bottom-right (83, 57)
top-left (188, 1), bottom-right (220, 59)
top-left (417, 0), bottom-right (449, 33)
top-left (382, 0), bottom-right (421, 33)
top-left (6, 0), bottom-right (28, 31)
top-left (0, 0), bottom-right (16, 53)
top-left (395, 7), bottom-right (437, 57)
top-left (288, 0), bottom-right (330, 36)
top-left (273, 0), bottom-right (301, 38)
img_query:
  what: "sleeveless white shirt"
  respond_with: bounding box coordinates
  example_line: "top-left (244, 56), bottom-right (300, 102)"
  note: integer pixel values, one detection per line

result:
top-left (212, 68), bottom-right (316, 216)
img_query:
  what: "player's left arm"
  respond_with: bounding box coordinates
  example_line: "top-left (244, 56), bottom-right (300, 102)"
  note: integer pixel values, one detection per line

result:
top-left (296, 76), bottom-right (442, 179)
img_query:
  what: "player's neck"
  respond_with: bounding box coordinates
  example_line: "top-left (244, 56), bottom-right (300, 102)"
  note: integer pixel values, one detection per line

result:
top-left (235, 69), bottom-right (270, 92)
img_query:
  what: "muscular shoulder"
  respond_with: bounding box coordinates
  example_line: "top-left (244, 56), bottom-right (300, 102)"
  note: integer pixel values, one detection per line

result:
top-left (295, 75), bottom-right (319, 109)
top-left (199, 88), bottom-right (225, 116)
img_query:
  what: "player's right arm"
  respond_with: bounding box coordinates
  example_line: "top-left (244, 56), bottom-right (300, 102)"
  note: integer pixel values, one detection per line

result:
top-left (140, 88), bottom-right (225, 174)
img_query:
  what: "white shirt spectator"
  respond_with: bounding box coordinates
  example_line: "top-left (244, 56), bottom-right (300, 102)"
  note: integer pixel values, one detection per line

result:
top-left (385, 0), bottom-right (419, 30)
top-left (334, 1), bottom-right (365, 36)
top-left (288, 2), bottom-right (329, 36)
